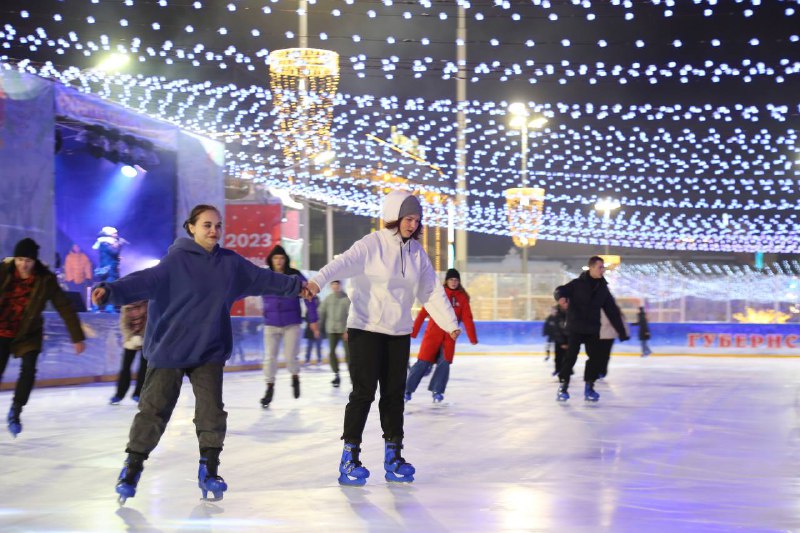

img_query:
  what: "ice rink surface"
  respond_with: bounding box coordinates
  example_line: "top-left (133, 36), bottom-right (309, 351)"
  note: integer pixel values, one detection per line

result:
top-left (1, 354), bottom-right (799, 532)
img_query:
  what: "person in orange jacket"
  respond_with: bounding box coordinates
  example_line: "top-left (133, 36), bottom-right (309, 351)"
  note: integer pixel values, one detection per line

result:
top-left (405, 269), bottom-right (478, 403)
top-left (63, 244), bottom-right (93, 301)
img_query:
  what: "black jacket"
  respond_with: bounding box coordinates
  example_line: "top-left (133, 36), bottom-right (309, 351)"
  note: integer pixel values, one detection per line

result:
top-left (0, 258), bottom-right (85, 356)
top-left (542, 306), bottom-right (568, 345)
top-left (556, 272), bottom-right (627, 339)
top-left (637, 309), bottom-right (650, 340)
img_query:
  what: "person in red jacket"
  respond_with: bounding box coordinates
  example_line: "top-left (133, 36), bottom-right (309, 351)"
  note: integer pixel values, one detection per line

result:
top-left (404, 269), bottom-right (478, 403)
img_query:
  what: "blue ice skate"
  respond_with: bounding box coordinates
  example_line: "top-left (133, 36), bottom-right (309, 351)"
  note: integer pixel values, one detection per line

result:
top-left (198, 449), bottom-right (227, 501)
top-left (584, 382), bottom-right (600, 402)
top-left (432, 392), bottom-right (444, 403)
top-left (339, 442), bottom-right (370, 486)
top-left (109, 396), bottom-right (122, 405)
top-left (556, 386), bottom-right (569, 402)
top-left (6, 405), bottom-right (21, 438)
top-left (384, 441), bottom-right (415, 483)
top-left (404, 392), bottom-right (412, 402)
top-left (116, 455), bottom-right (145, 505)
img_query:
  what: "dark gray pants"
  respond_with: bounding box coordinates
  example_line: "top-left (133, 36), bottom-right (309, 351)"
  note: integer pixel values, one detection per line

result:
top-left (342, 328), bottom-right (409, 444)
top-left (327, 333), bottom-right (350, 374)
top-left (125, 363), bottom-right (227, 457)
top-left (0, 337), bottom-right (40, 408)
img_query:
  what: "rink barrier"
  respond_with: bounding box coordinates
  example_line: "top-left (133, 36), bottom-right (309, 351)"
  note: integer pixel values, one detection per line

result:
top-left (1, 314), bottom-right (798, 390)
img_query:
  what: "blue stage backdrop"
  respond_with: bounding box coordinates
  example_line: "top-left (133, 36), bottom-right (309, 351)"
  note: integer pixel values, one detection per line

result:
top-left (2, 316), bottom-right (798, 391)
top-left (55, 124), bottom-right (177, 276)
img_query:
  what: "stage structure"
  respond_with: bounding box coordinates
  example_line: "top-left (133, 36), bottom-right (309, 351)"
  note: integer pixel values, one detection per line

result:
top-left (0, 69), bottom-right (225, 265)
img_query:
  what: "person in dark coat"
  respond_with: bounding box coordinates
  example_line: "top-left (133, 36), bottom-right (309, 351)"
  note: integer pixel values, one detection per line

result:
top-left (0, 238), bottom-right (86, 437)
top-left (637, 306), bottom-right (652, 357)
top-left (542, 298), bottom-right (569, 377)
top-left (554, 256), bottom-right (629, 402)
top-left (92, 204), bottom-right (304, 504)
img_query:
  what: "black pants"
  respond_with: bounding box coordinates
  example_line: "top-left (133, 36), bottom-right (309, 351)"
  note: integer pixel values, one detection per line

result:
top-left (126, 363), bottom-right (227, 457)
top-left (116, 348), bottom-right (149, 399)
top-left (553, 343), bottom-right (568, 374)
top-left (559, 333), bottom-right (604, 386)
top-left (342, 328), bottom-right (409, 444)
top-left (0, 337), bottom-right (40, 407)
top-left (596, 339), bottom-right (614, 377)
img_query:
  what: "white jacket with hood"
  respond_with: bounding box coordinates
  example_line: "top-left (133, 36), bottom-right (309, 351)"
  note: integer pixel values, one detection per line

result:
top-left (309, 191), bottom-right (459, 336)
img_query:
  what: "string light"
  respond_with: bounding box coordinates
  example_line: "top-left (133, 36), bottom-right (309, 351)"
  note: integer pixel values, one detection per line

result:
top-left (0, 1), bottom-right (796, 253)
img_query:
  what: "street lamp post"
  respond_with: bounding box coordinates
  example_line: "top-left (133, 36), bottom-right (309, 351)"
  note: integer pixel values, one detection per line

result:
top-left (507, 103), bottom-right (547, 275)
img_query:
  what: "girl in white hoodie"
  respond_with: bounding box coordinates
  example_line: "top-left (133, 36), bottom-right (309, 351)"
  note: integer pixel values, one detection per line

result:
top-left (307, 190), bottom-right (461, 486)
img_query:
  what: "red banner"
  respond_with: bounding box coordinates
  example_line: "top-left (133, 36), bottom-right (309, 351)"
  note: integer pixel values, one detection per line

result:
top-left (225, 203), bottom-right (282, 315)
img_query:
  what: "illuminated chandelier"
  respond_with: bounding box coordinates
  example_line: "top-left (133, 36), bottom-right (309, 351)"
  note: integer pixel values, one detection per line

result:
top-left (504, 187), bottom-right (545, 248)
top-left (269, 48), bottom-right (340, 163)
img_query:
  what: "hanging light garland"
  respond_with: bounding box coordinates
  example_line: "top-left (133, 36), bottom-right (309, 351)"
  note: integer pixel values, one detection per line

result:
top-left (0, 1), bottom-right (798, 253)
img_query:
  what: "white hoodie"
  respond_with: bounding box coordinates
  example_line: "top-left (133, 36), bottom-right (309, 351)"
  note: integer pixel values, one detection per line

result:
top-left (309, 191), bottom-right (458, 336)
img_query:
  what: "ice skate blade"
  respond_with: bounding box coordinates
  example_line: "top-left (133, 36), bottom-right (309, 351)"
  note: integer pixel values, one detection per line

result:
top-left (200, 490), bottom-right (224, 501)
top-left (116, 484), bottom-right (136, 506)
top-left (584, 396), bottom-right (599, 402)
top-left (385, 472), bottom-right (414, 483)
top-left (338, 473), bottom-right (367, 487)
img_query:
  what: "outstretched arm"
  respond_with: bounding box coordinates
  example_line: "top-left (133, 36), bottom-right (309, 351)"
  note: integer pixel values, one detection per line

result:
top-left (415, 259), bottom-right (458, 335)
top-left (92, 263), bottom-right (165, 307)
top-left (237, 257), bottom-right (302, 298)
top-left (307, 235), bottom-right (371, 296)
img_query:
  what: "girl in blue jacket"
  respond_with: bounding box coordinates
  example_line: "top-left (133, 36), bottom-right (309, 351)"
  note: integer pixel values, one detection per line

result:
top-left (92, 204), bottom-right (303, 504)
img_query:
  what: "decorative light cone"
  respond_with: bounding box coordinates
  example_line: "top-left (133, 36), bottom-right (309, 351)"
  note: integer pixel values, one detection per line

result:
top-left (269, 48), bottom-right (340, 163)
top-left (504, 187), bottom-right (545, 248)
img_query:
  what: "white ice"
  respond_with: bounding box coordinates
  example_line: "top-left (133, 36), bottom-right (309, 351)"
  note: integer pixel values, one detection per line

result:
top-left (1, 354), bottom-right (799, 532)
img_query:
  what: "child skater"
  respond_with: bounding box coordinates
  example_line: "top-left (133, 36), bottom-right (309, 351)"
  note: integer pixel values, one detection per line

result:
top-left (109, 300), bottom-right (148, 404)
top-left (542, 296), bottom-right (569, 377)
top-left (92, 204), bottom-right (304, 504)
top-left (405, 268), bottom-right (478, 403)
top-left (305, 190), bottom-right (461, 486)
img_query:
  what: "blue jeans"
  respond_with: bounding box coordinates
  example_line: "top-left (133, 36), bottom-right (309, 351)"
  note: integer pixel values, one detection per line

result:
top-left (640, 339), bottom-right (652, 356)
top-left (406, 351), bottom-right (451, 395)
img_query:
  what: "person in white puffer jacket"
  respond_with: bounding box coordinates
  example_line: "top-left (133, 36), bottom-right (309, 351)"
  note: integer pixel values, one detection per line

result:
top-left (306, 190), bottom-right (461, 486)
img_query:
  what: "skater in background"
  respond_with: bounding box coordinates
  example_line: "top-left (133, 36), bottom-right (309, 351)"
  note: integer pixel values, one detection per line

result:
top-left (405, 268), bottom-right (478, 403)
top-left (306, 190), bottom-right (461, 486)
top-left (109, 300), bottom-right (148, 405)
top-left (554, 256), bottom-right (629, 403)
top-left (303, 297), bottom-right (323, 367)
top-left (637, 306), bottom-right (652, 357)
top-left (597, 308), bottom-right (631, 379)
top-left (92, 204), bottom-right (304, 504)
top-left (542, 321), bottom-right (553, 363)
top-left (259, 245), bottom-right (319, 408)
top-left (542, 296), bottom-right (569, 378)
top-left (0, 238), bottom-right (86, 438)
top-left (63, 243), bottom-right (93, 303)
top-left (318, 280), bottom-right (350, 388)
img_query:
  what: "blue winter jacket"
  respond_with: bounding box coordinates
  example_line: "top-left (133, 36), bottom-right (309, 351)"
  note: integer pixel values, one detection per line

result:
top-left (261, 270), bottom-right (318, 327)
top-left (98, 238), bottom-right (302, 368)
